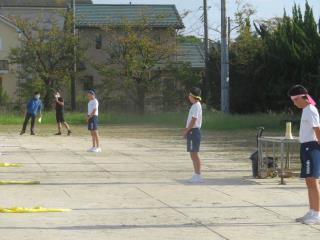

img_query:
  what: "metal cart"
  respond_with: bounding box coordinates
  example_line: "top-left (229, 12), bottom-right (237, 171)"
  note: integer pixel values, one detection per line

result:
top-left (258, 136), bottom-right (300, 184)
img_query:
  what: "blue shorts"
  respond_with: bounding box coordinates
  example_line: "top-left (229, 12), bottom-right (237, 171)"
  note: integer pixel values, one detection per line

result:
top-left (88, 116), bottom-right (98, 131)
top-left (187, 128), bottom-right (201, 152)
top-left (300, 141), bottom-right (320, 178)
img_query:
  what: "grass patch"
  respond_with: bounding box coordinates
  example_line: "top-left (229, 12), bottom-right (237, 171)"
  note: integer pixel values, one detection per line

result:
top-left (0, 111), bottom-right (296, 131)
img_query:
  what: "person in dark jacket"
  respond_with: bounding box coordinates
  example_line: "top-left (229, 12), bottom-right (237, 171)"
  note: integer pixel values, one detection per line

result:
top-left (20, 92), bottom-right (42, 135)
top-left (54, 91), bottom-right (71, 136)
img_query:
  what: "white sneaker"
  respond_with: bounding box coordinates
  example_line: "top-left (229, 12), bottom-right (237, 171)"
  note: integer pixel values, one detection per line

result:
top-left (188, 174), bottom-right (198, 183)
top-left (93, 147), bottom-right (102, 153)
top-left (303, 215), bottom-right (320, 225)
top-left (188, 174), bottom-right (204, 183)
top-left (296, 210), bottom-right (314, 222)
top-left (87, 147), bottom-right (96, 152)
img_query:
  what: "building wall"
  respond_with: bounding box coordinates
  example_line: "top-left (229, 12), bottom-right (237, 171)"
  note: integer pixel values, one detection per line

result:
top-left (0, 19), bottom-right (19, 102)
top-left (77, 27), bottom-right (177, 91)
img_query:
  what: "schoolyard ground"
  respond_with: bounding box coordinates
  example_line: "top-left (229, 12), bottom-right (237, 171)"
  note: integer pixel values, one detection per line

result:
top-left (0, 125), bottom-right (319, 240)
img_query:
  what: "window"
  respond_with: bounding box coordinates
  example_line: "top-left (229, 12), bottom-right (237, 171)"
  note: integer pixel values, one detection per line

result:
top-left (83, 76), bottom-right (93, 90)
top-left (95, 34), bottom-right (102, 49)
top-left (0, 60), bottom-right (9, 71)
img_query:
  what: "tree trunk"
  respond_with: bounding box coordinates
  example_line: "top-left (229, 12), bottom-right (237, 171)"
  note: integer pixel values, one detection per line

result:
top-left (136, 85), bottom-right (145, 115)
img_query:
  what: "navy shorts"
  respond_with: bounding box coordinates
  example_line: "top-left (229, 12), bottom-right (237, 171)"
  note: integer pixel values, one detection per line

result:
top-left (88, 116), bottom-right (98, 131)
top-left (187, 128), bottom-right (201, 152)
top-left (300, 141), bottom-right (320, 178)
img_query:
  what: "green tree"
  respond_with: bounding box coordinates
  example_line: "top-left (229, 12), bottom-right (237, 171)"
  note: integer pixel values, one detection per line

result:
top-left (9, 11), bottom-right (81, 109)
top-left (94, 19), bottom-right (176, 114)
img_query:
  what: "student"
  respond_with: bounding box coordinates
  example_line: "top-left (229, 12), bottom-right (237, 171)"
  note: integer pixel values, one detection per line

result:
top-left (20, 92), bottom-right (42, 135)
top-left (288, 85), bottom-right (320, 225)
top-left (183, 87), bottom-right (203, 183)
top-left (54, 91), bottom-right (72, 136)
top-left (87, 90), bottom-right (101, 153)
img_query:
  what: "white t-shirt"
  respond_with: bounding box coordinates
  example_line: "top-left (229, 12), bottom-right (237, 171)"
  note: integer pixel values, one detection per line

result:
top-left (299, 105), bottom-right (320, 143)
top-left (186, 102), bottom-right (202, 128)
top-left (88, 98), bottom-right (99, 116)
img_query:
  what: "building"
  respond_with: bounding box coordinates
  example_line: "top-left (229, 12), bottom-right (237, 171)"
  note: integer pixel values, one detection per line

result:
top-left (0, 15), bottom-right (20, 101)
top-left (0, 1), bottom-right (205, 110)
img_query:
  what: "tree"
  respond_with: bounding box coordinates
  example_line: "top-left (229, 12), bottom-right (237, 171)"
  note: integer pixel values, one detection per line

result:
top-left (94, 18), bottom-right (176, 114)
top-left (9, 10), bottom-right (81, 109)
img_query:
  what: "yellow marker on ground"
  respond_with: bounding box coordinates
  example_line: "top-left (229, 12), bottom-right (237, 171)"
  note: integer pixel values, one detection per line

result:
top-left (0, 163), bottom-right (22, 167)
top-left (0, 206), bottom-right (71, 213)
top-left (0, 180), bottom-right (40, 185)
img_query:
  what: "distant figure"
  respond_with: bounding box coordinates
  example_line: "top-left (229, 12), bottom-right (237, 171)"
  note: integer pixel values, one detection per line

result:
top-left (54, 91), bottom-right (72, 136)
top-left (20, 92), bottom-right (42, 135)
top-left (87, 90), bottom-right (101, 153)
top-left (183, 87), bottom-right (203, 183)
top-left (288, 84), bottom-right (320, 225)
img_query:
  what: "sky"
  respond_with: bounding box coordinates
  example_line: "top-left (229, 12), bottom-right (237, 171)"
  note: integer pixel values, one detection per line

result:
top-left (92, 0), bottom-right (320, 40)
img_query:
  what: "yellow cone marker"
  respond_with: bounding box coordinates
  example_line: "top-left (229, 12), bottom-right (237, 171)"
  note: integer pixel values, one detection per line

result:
top-left (0, 206), bottom-right (71, 213)
top-left (0, 163), bottom-right (22, 167)
top-left (0, 180), bottom-right (40, 185)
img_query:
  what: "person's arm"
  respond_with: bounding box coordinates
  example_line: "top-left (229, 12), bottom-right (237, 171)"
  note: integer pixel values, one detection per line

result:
top-left (38, 102), bottom-right (42, 117)
top-left (55, 98), bottom-right (64, 106)
top-left (314, 127), bottom-right (320, 143)
top-left (183, 117), bottom-right (197, 138)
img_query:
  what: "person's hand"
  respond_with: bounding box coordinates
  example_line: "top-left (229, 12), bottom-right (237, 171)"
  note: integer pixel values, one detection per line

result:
top-left (182, 128), bottom-right (188, 139)
top-left (86, 115), bottom-right (91, 123)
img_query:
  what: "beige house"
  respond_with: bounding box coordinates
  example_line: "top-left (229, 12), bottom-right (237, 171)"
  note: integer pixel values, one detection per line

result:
top-left (0, 1), bottom-right (205, 111)
top-left (0, 15), bottom-right (20, 102)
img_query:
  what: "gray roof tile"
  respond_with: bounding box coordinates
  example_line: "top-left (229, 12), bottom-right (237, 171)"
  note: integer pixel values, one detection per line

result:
top-left (76, 4), bottom-right (184, 29)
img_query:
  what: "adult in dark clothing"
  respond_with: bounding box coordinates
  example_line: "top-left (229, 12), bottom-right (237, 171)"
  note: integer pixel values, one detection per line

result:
top-left (54, 91), bottom-right (71, 136)
top-left (20, 92), bottom-right (42, 135)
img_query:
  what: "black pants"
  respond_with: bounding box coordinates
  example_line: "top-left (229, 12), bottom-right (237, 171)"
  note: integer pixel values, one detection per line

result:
top-left (22, 113), bottom-right (36, 133)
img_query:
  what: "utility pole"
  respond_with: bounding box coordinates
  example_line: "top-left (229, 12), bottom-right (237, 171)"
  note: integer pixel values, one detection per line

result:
top-left (71, 0), bottom-right (77, 111)
top-left (220, 0), bottom-right (230, 113)
top-left (203, 0), bottom-right (211, 106)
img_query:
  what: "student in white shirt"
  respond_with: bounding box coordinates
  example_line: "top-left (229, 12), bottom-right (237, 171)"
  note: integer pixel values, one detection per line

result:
top-left (288, 85), bottom-right (320, 225)
top-left (183, 87), bottom-right (203, 183)
top-left (87, 89), bottom-right (101, 153)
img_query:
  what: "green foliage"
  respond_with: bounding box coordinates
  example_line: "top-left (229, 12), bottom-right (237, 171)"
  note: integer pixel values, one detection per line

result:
top-left (93, 17), bottom-right (177, 114)
top-left (211, 0), bottom-right (320, 113)
top-left (9, 11), bottom-right (81, 109)
top-left (177, 35), bottom-right (202, 44)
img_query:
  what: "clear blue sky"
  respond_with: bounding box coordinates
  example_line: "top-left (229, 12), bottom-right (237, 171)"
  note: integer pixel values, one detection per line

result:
top-left (93, 0), bottom-right (320, 40)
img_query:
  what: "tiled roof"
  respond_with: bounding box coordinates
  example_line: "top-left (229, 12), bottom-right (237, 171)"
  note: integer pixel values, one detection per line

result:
top-left (0, 0), bottom-right (92, 7)
top-left (177, 43), bottom-right (205, 69)
top-left (76, 4), bottom-right (184, 29)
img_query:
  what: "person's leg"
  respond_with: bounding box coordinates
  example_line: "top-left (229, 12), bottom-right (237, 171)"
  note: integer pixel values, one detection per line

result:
top-left (30, 115), bottom-right (36, 134)
top-left (63, 122), bottom-right (70, 131)
top-left (191, 152), bottom-right (201, 175)
top-left (93, 130), bottom-right (100, 148)
top-left (90, 131), bottom-right (95, 148)
top-left (21, 113), bottom-right (31, 133)
top-left (309, 177), bottom-right (320, 212)
top-left (57, 122), bottom-right (62, 134)
top-left (306, 178), bottom-right (314, 210)
top-left (190, 153), bottom-right (197, 173)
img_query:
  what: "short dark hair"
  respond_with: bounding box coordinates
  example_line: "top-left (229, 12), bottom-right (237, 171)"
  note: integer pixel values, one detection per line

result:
top-left (190, 87), bottom-right (201, 97)
top-left (287, 85), bottom-right (308, 97)
top-left (34, 91), bottom-right (40, 95)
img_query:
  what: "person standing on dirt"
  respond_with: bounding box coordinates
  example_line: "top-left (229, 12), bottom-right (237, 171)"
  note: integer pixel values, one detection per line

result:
top-left (288, 84), bottom-right (320, 225)
top-left (183, 87), bottom-right (203, 183)
top-left (20, 92), bottom-right (42, 135)
top-left (54, 91), bottom-right (72, 136)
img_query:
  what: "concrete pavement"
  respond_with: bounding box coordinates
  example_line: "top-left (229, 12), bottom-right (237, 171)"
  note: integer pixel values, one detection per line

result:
top-left (0, 126), bottom-right (318, 240)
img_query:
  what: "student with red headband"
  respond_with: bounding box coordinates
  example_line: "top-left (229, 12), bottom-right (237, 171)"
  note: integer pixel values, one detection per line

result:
top-left (288, 84), bottom-right (320, 225)
top-left (183, 87), bottom-right (203, 183)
